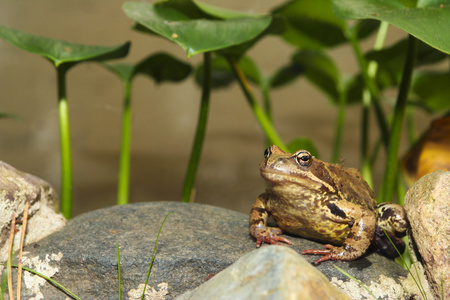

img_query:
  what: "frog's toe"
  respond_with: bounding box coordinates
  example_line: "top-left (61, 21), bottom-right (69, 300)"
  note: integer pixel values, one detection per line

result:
top-left (302, 244), bottom-right (336, 264)
top-left (255, 231), bottom-right (292, 248)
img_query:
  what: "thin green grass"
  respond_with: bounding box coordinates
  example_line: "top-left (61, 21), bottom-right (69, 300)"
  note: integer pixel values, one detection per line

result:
top-left (382, 228), bottom-right (427, 300)
top-left (0, 263), bottom-right (81, 300)
top-left (333, 265), bottom-right (378, 300)
top-left (141, 212), bottom-right (173, 300)
top-left (117, 243), bottom-right (122, 300)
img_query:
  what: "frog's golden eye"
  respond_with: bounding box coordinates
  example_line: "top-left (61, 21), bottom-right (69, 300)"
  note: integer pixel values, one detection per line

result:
top-left (264, 147), bottom-right (272, 158)
top-left (295, 151), bottom-right (312, 167)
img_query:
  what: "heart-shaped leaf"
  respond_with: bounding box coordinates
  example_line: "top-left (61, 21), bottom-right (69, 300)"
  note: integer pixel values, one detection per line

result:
top-left (194, 55), bottom-right (262, 89)
top-left (292, 50), bottom-right (341, 102)
top-left (272, 0), bottom-right (347, 48)
top-left (412, 72), bottom-right (450, 112)
top-left (333, 0), bottom-right (450, 54)
top-left (0, 25), bottom-right (130, 67)
top-left (104, 53), bottom-right (192, 84)
top-left (123, 1), bottom-right (271, 57)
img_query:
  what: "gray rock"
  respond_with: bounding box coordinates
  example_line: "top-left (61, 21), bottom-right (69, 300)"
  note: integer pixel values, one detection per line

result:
top-left (404, 170), bottom-right (450, 300)
top-left (176, 246), bottom-right (350, 300)
top-left (0, 161), bottom-right (66, 265)
top-left (15, 202), bottom-right (409, 299)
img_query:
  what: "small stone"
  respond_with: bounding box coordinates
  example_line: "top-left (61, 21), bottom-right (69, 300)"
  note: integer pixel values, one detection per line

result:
top-left (404, 170), bottom-right (450, 300)
top-left (0, 161), bottom-right (66, 265)
top-left (176, 246), bottom-right (350, 300)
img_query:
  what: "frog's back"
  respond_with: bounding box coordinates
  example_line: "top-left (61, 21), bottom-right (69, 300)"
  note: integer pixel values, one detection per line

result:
top-left (324, 163), bottom-right (376, 211)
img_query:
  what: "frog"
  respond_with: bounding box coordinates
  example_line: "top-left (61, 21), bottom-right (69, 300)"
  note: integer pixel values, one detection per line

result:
top-left (249, 145), bottom-right (409, 264)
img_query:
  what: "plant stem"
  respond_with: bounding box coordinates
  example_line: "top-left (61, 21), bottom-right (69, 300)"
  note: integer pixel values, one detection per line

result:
top-left (361, 21), bottom-right (389, 188)
top-left (57, 65), bottom-right (73, 219)
top-left (181, 52), bottom-right (212, 202)
top-left (331, 90), bottom-right (346, 163)
top-left (346, 24), bottom-right (390, 151)
top-left (379, 35), bottom-right (418, 203)
top-left (117, 80), bottom-right (133, 205)
top-left (226, 56), bottom-right (287, 151)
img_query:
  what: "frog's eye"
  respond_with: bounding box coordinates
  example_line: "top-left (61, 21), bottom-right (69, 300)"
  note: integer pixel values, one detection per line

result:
top-left (264, 147), bottom-right (272, 158)
top-left (295, 151), bottom-right (312, 167)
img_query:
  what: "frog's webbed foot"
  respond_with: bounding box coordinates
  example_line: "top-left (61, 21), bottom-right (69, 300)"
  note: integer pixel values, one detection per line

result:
top-left (252, 226), bottom-right (292, 248)
top-left (302, 244), bottom-right (335, 264)
top-left (302, 244), bottom-right (361, 264)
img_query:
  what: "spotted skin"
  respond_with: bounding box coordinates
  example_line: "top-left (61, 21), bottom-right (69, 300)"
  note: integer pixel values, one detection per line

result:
top-left (249, 145), bottom-right (409, 264)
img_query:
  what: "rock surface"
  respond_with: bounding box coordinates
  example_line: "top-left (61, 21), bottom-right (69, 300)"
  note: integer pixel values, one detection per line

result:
top-left (177, 246), bottom-right (350, 300)
top-left (404, 170), bottom-right (450, 300)
top-left (0, 161), bottom-right (66, 265)
top-left (16, 202), bottom-right (411, 299)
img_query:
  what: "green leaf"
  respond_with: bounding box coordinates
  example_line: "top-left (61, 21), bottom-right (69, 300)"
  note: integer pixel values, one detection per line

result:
top-left (123, 1), bottom-right (271, 57)
top-left (292, 50), bottom-right (340, 102)
top-left (412, 72), bottom-right (450, 112)
top-left (135, 53), bottom-right (192, 83)
top-left (269, 64), bottom-right (304, 88)
top-left (104, 53), bottom-right (192, 84)
top-left (194, 55), bottom-right (261, 89)
top-left (0, 25), bottom-right (130, 67)
top-left (0, 112), bottom-right (21, 120)
top-left (272, 0), bottom-right (347, 48)
top-left (193, 0), bottom-right (265, 19)
top-left (365, 38), bottom-right (449, 88)
top-left (332, 0), bottom-right (450, 54)
top-left (287, 137), bottom-right (320, 158)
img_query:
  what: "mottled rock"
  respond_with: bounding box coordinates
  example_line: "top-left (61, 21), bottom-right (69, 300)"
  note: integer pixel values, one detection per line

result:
top-left (15, 202), bottom-right (410, 299)
top-left (404, 170), bottom-right (450, 300)
top-left (177, 246), bottom-right (350, 300)
top-left (0, 161), bottom-right (66, 265)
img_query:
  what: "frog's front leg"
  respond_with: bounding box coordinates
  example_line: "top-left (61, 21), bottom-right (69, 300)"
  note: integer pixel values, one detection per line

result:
top-left (250, 192), bottom-right (292, 247)
top-left (373, 203), bottom-right (409, 258)
top-left (302, 201), bottom-right (376, 264)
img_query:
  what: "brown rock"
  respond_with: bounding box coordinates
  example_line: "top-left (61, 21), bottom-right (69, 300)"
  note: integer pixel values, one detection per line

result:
top-left (404, 170), bottom-right (450, 300)
top-left (0, 161), bottom-right (66, 264)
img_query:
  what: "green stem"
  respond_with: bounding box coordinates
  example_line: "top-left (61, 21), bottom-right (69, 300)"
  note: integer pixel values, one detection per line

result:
top-left (331, 90), bottom-right (346, 164)
top-left (379, 35), bottom-right (418, 203)
top-left (346, 24), bottom-right (390, 151)
top-left (57, 66), bottom-right (73, 219)
top-left (360, 21), bottom-right (389, 188)
top-left (226, 56), bottom-right (287, 151)
top-left (181, 53), bottom-right (212, 203)
top-left (117, 80), bottom-right (132, 205)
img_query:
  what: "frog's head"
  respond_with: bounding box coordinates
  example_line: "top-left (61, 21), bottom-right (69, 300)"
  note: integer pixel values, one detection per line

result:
top-left (259, 145), bottom-right (336, 192)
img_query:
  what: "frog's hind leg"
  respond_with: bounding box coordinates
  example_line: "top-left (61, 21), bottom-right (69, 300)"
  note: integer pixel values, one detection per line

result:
top-left (373, 203), bottom-right (409, 258)
top-left (302, 203), bottom-right (376, 264)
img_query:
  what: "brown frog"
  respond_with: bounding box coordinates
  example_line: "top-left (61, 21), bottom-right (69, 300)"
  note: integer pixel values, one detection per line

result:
top-left (250, 145), bottom-right (409, 264)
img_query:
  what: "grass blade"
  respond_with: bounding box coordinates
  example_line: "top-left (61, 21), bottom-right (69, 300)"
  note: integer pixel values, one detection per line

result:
top-left (333, 265), bottom-right (378, 299)
top-left (0, 263), bottom-right (82, 300)
top-left (117, 243), bottom-right (122, 300)
top-left (141, 213), bottom-right (172, 300)
top-left (7, 214), bottom-right (16, 300)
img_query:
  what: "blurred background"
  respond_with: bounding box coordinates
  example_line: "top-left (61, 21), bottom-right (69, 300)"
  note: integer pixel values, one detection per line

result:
top-left (0, 1), bottom-right (434, 216)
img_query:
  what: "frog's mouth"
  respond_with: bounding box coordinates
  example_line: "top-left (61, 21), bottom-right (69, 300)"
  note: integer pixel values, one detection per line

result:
top-left (260, 168), bottom-right (324, 190)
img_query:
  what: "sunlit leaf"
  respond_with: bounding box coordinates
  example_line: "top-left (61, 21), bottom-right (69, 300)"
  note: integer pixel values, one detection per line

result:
top-left (123, 1), bottom-right (271, 57)
top-left (0, 25), bottom-right (130, 67)
top-left (333, 0), bottom-right (450, 54)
